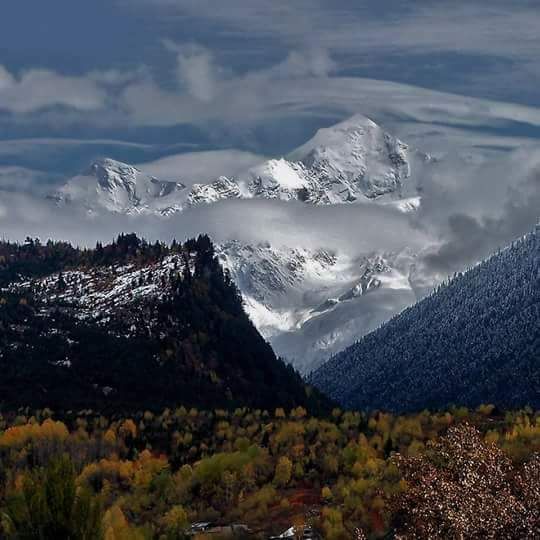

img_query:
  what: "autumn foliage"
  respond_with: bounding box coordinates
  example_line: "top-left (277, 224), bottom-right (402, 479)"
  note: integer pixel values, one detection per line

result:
top-left (0, 406), bottom-right (538, 538)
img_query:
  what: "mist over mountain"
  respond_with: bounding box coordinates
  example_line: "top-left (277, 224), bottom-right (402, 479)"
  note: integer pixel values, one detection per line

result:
top-left (2, 113), bottom-right (539, 375)
top-left (37, 115), bottom-right (437, 372)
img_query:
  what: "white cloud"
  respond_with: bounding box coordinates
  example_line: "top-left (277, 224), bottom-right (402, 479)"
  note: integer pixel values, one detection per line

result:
top-left (130, 1), bottom-right (540, 71)
top-left (0, 138), bottom-right (153, 157)
top-left (136, 149), bottom-right (266, 185)
top-left (4, 36), bottom-right (540, 160)
top-left (417, 147), bottom-right (540, 272)
top-left (0, 66), bottom-right (109, 113)
top-left (259, 48), bottom-right (336, 79)
top-left (163, 41), bottom-right (222, 102)
top-left (0, 65), bottom-right (15, 89)
top-left (121, 0), bottom-right (540, 120)
top-left (120, 46), bottom-right (339, 125)
top-left (0, 189), bottom-right (430, 257)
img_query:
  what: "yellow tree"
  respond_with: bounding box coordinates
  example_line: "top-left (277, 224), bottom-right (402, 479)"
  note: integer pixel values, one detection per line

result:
top-left (273, 456), bottom-right (293, 488)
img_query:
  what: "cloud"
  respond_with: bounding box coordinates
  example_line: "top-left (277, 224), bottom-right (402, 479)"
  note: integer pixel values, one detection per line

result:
top-left (119, 45), bottom-right (340, 127)
top-left (0, 65), bottom-right (108, 113)
top-left (118, 0), bottom-right (540, 129)
top-left (4, 34), bottom-right (540, 160)
top-left (0, 138), bottom-right (153, 158)
top-left (135, 149), bottom-right (266, 185)
top-left (0, 63), bottom-right (148, 116)
top-left (257, 49), bottom-right (336, 80)
top-left (0, 186), bottom-right (429, 260)
top-left (115, 35), bottom-right (540, 140)
top-left (131, 1), bottom-right (540, 73)
top-left (163, 40), bottom-right (223, 102)
top-left (419, 148), bottom-right (540, 272)
top-left (177, 198), bottom-right (431, 255)
top-left (0, 166), bottom-right (58, 195)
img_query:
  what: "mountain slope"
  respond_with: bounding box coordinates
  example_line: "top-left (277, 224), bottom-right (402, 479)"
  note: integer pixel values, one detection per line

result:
top-left (0, 234), bottom-right (330, 413)
top-left (310, 227), bottom-right (540, 412)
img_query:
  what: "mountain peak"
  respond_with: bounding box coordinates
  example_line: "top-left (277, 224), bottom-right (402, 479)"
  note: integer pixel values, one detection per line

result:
top-left (87, 158), bottom-right (140, 196)
top-left (288, 114), bottom-right (411, 200)
top-left (90, 157), bottom-right (136, 169)
top-left (290, 114), bottom-right (395, 159)
top-left (316, 113), bottom-right (379, 132)
top-left (54, 157), bottom-right (187, 214)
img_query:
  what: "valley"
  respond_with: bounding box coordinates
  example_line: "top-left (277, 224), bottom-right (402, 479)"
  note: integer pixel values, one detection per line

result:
top-left (2, 2), bottom-right (540, 537)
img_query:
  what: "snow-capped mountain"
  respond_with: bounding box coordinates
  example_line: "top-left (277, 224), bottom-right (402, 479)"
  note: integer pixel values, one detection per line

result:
top-left (241, 114), bottom-right (427, 205)
top-left (46, 114), bottom-right (434, 372)
top-left (51, 115), bottom-right (430, 215)
top-left (217, 241), bottom-right (421, 373)
top-left (51, 158), bottom-right (188, 215)
top-left (52, 158), bottom-right (246, 216)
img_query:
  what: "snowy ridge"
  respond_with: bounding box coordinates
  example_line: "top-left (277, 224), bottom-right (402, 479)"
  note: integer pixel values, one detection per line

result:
top-left (45, 114), bottom-right (434, 372)
top-left (51, 115), bottom-right (430, 215)
top-left (8, 254), bottom-right (187, 336)
top-left (217, 241), bottom-right (419, 372)
top-left (188, 176), bottom-right (241, 206)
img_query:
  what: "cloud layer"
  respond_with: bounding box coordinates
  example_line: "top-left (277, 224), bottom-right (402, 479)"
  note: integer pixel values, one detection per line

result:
top-left (0, 65), bottom-right (108, 113)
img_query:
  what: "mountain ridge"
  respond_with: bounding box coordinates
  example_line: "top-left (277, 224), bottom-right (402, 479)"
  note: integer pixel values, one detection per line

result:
top-left (217, 241), bottom-right (420, 372)
top-left (50, 115), bottom-right (430, 215)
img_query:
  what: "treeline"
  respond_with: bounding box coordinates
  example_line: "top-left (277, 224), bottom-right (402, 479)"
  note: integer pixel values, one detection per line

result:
top-left (0, 405), bottom-right (539, 538)
top-left (0, 233), bottom-right (184, 287)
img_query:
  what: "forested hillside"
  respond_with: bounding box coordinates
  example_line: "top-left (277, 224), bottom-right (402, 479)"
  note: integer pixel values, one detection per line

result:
top-left (0, 234), bottom-right (329, 413)
top-left (311, 227), bottom-right (540, 412)
top-left (1, 405), bottom-right (539, 538)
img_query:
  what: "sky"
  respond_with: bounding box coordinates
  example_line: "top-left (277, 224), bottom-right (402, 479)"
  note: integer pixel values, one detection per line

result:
top-left (2, 1), bottom-right (540, 160)
top-left (0, 0), bottom-right (539, 273)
